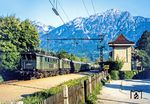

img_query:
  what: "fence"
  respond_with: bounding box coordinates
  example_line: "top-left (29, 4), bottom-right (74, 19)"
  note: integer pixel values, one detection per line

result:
top-left (13, 71), bottom-right (106, 104)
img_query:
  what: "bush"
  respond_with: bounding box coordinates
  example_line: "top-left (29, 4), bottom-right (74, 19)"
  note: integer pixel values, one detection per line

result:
top-left (23, 96), bottom-right (43, 104)
top-left (115, 58), bottom-right (124, 70)
top-left (0, 75), bottom-right (4, 82)
top-left (123, 70), bottom-right (138, 79)
top-left (87, 82), bottom-right (103, 104)
top-left (110, 70), bottom-right (119, 80)
top-left (103, 59), bottom-right (124, 73)
top-left (110, 70), bottom-right (138, 80)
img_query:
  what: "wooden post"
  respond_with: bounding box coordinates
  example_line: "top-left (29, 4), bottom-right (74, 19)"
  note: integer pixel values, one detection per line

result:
top-left (99, 73), bottom-right (102, 81)
top-left (94, 75), bottom-right (96, 89)
top-left (63, 85), bottom-right (69, 104)
top-left (44, 99), bottom-right (47, 104)
top-left (17, 101), bottom-right (23, 104)
top-left (88, 76), bottom-right (92, 94)
top-left (83, 80), bottom-right (87, 102)
top-left (81, 81), bottom-right (85, 103)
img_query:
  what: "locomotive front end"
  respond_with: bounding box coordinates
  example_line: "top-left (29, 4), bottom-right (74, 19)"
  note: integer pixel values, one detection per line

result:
top-left (21, 52), bottom-right (36, 70)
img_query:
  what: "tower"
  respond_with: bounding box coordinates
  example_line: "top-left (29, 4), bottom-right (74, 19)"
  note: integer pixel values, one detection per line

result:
top-left (108, 34), bottom-right (134, 71)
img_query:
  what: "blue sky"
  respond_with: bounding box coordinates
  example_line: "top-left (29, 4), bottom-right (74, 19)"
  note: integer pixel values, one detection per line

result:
top-left (0, 0), bottom-right (150, 27)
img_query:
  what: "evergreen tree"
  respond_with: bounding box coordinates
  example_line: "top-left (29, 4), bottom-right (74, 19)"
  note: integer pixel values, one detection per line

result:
top-left (136, 31), bottom-right (150, 68)
top-left (136, 31), bottom-right (150, 55)
top-left (136, 50), bottom-right (150, 68)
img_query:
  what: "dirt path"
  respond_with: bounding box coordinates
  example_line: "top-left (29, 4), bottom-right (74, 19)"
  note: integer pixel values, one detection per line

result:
top-left (0, 74), bottom-right (86, 103)
top-left (97, 79), bottom-right (150, 104)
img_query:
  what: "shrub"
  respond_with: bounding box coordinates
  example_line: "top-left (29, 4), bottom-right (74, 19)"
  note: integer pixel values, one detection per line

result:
top-left (103, 58), bottom-right (124, 73)
top-left (110, 70), bottom-right (119, 80)
top-left (123, 70), bottom-right (138, 79)
top-left (23, 96), bottom-right (43, 104)
top-left (87, 82), bottom-right (103, 104)
top-left (115, 57), bottom-right (124, 70)
top-left (0, 75), bottom-right (4, 82)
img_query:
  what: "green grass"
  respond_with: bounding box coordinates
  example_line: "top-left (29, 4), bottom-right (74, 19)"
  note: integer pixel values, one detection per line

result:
top-left (23, 85), bottom-right (63, 104)
top-left (63, 76), bottom-right (88, 87)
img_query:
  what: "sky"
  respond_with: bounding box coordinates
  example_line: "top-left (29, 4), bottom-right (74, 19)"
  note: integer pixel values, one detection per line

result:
top-left (0, 0), bottom-right (150, 27)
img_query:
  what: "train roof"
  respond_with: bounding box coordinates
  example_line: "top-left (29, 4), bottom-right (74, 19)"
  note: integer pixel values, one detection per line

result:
top-left (21, 51), bottom-right (59, 59)
top-left (62, 58), bottom-right (71, 61)
top-left (72, 60), bottom-right (86, 64)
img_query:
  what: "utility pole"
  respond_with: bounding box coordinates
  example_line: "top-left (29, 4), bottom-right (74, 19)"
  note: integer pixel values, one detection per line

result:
top-left (99, 34), bottom-right (104, 62)
top-left (97, 33), bottom-right (104, 70)
top-left (47, 32), bottom-right (50, 53)
top-left (97, 34), bottom-right (104, 62)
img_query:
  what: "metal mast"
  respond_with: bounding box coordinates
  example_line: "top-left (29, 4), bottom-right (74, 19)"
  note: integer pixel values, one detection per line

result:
top-left (97, 34), bottom-right (104, 62)
top-left (100, 34), bottom-right (103, 62)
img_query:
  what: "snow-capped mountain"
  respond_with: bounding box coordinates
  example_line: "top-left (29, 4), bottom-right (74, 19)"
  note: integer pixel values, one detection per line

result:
top-left (32, 21), bottom-right (55, 47)
top-left (32, 21), bottom-right (55, 33)
top-left (39, 9), bottom-right (150, 61)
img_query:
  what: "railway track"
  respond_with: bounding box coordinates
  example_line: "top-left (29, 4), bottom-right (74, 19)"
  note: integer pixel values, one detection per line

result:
top-left (0, 80), bottom-right (19, 85)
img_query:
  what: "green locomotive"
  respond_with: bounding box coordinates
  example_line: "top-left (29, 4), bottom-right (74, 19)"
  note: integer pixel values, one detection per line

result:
top-left (20, 51), bottom-right (90, 79)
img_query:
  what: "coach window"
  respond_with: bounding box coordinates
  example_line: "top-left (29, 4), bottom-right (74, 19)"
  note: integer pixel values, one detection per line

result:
top-left (49, 58), bottom-right (52, 62)
top-left (45, 57), bottom-right (47, 62)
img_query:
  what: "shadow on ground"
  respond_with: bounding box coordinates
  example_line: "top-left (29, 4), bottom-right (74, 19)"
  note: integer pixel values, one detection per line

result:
top-left (105, 80), bottom-right (150, 93)
top-left (97, 98), bottom-right (138, 104)
top-left (0, 70), bottom-right (19, 82)
top-left (78, 70), bottom-right (101, 76)
top-left (133, 70), bottom-right (150, 79)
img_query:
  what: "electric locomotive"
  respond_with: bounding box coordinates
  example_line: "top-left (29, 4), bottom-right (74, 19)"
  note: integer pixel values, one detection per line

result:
top-left (20, 51), bottom-right (90, 79)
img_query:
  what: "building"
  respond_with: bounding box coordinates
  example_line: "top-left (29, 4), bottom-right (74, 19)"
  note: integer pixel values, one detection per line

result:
top-left (108, 34), bottom-right (134, 71)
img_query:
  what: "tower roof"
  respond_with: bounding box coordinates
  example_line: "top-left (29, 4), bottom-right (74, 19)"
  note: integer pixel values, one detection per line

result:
top-left (108, 34), bottom-right (134, 45)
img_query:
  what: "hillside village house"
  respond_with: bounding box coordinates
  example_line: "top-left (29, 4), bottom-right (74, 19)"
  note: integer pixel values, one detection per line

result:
top-left (108, 34), bottom-right (134, 71)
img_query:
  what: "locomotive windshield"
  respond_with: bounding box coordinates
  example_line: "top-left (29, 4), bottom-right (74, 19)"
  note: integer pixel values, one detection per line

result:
top-left (21, 53), bottom-right (36, 60)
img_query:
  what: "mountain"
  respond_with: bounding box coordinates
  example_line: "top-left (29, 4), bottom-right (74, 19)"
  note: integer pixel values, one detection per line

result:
top-left (32, 21), bottom-right (55, 48)
top-left (39, 9), bottom-right (150, 61)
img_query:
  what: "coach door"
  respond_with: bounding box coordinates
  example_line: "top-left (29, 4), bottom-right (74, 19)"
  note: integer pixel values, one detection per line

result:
top-left (40, 56), bottom-right (43, 70)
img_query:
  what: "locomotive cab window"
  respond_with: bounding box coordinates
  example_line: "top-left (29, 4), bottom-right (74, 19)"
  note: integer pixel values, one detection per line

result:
top-left (21, 54), bottom-right (26, 60)
top-left (26, 54), bottom-right (36, 60)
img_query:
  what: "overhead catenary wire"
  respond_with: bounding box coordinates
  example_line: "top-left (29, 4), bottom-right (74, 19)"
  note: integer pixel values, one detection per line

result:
top-left (90, 0), bottom-right (105, 62)
top-left (81, 0), bottom-right (90, 16)
top-left (48, 0), bottom-right (65, 24)
top-left (47, 38), bottom-right (100, 40)
top-left (90, 0), bottom-right (96, 14)
top-left (57, 0), bottom-right (70, 22)
top-left (48, 0), bottom-right (102, 58)
top-left (48, 0), bottom-right (55, 8)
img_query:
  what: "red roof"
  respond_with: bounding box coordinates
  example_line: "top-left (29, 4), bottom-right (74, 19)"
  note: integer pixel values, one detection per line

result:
top-left (108, 34), bottom-right (134, 44)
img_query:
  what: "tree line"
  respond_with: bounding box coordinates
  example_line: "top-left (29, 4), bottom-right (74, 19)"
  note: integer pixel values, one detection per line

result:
top-left (136, 31), bottom-right (150, 68)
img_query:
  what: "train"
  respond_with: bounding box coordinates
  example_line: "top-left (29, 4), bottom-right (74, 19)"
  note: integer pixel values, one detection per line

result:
top-left (20, 51), bottom-right (91, 79)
